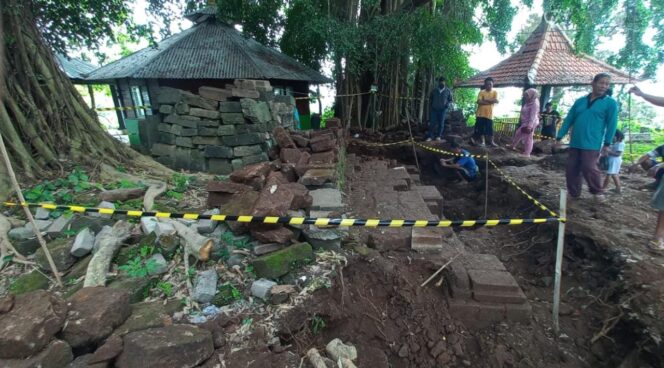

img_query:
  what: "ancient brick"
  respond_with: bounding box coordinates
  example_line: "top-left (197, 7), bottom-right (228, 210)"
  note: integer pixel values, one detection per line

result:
top-left (325, 118), bottom-right (342, 129)
top-left (234, 145), bottom-right (263, 157)
top-left (198, 119), bottom-right (221, 128)
top-left (175, 137), bottom-right (194, 148)
top-left (198, 127), bottom-right (219, 136)
top-left (207, 159), bottom-right (233, 175)
top-left (298, 169), bottom-right (336, 187)
top-left (280, 148), bottom-right (304, 164)
top-left (468, 270), bottom-right (520, 294)
top-left (273, 127), bottom-right (296, 149)
top-left (217, 125), bottom-right (236, 136)
top-left (411, 228), bottom-right (443, 253)
top-left (204, 145), bottom-right (234, 159)
top-left (164, 114), bottom-right (200, 128)
top-left (171, 125), bottom-right (198, 137)
top-left (309, 151), bottom-right (336, 164)
top-left (243, 153), bottom-right (269, 165)
top-left (219, 102), bottom-right (242, 113)
top-left (192, 136), bottom-right (222, 146)
top-left (158, 132), bottom-right (176, 145)
top-left (182, 93), bottom-right (218, 110)
top-left (199, 86), bottom-right (232, 101)
top-left (231, 89), bottom-right (260, 99)
top-left (190, 108), bottom-right (221, 119)
top-left (291, 134), bottom-right (310, 148)
top-left (473, 289), bottom-right (528, 304)
top-left (250, 226), bottom-right (294, 245)
top-left (157, 123), bottom-right (172, 133)
top-left (220, 113), bottom-right (246, 125)
top-left (310, 139), bottom-right (336, 153)
top-left (251, 184), bottom-right (295, 217)
top-left (222, 133), bottom-right (266, 147)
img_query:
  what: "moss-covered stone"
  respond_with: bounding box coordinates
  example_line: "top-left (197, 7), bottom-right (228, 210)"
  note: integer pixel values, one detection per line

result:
top-left (64, 255), bottom-right (92, 283)
top-left (9, 270), bottom-right (49, 295)
top-left (115, 245), bottom-right (140, 266)
top-left (108, 277), bottom-right (154, 304)
top-left (69, 216), bottom-right (115, 234)
top-left (211, 283), bottom-right (239, 307)
top-left (157, 234), bottom-right (179, 260)
top-left (35, 238), bottom-right (76, 273)
top-left (250, 242), bottom-right (314, 279)
top-left (113, 299), bottom-right (182, 336)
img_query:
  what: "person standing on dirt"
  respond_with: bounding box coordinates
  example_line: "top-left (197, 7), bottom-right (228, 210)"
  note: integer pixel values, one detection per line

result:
top-left (540, 102), bottom-right (561, 138)
top-left (508, 88), bottom-right (540, 157)
top-left (471, 77), bottom-right (499, 147)
top-left (555, 73), bottom-right (618, 202)
top-left (426, 77), bottom-right (453, 142)
top-left (628, 86), bottom-right (664, 253)
top-left (439, 140), bottom-right (478, 182)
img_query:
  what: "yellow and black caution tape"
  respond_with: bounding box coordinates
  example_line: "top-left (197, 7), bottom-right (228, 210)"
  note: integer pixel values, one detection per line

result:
top-left (487, 160), bottom-right (559, 218)
top-left (349, 138), bottom-right (412, 147)
top-left (95, 105), bottom-right (152, 112)
top-left (414, 141), bottom-right (488, 159)
top-left (3, 202), bottom-right (562, 227)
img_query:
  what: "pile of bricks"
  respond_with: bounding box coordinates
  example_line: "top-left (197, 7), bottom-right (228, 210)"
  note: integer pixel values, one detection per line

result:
top-left (150, 79), bottom-right (297, 174)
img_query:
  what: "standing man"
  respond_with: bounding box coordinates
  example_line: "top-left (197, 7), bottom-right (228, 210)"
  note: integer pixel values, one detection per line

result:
top-left (540, 102), bottom-right (561, 139)
top-left (471, 77), bottom-right (499, 147)
top-left (427, 77), bottom-right (453, 141)
top-left (555, 73), bottom-right (618, 202)
top-left (629, 86), bottom-right (664, 253)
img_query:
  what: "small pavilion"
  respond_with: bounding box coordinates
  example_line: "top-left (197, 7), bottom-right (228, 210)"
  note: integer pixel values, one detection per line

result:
top-left (456, 15), bottom-right (637, 105)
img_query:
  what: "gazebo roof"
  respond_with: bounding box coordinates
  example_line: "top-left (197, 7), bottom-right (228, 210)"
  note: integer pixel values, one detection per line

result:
top-left (456, 17), bottom-right (637, 88)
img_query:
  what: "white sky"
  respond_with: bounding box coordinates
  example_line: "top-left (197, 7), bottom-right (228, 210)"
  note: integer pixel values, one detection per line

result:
top-left (90, 0), bottom-right (664, 126)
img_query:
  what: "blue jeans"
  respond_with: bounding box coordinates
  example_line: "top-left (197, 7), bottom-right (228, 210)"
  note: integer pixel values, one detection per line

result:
top-left (428, 108), bottom-right (447, 138)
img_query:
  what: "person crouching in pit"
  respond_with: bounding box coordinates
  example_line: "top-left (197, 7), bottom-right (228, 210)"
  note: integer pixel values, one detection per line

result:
top-left (439, 140), bottom-right (479, 182)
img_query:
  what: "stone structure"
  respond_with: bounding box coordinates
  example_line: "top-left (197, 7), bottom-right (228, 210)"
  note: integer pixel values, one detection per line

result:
top-left (150, 79), bottom-right (297, 174)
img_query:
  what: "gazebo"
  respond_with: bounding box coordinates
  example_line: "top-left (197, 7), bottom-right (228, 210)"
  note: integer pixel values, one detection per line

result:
top-left (456, 15), bottom-right (637, 105)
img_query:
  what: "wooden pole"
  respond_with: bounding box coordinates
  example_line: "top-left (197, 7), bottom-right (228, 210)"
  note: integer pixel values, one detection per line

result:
top-left (484, 152), bottom-right (489, 219)
top-left (406, 120), bottom-right (421, 174)
top-left (0, 133), bottom-right (62, 286)
top-left (552, 189), bottom-right (567, 334)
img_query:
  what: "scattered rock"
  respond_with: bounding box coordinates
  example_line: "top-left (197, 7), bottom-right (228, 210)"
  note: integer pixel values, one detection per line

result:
top-left (91, 201), bottom-right (116, 218)
top-left (250, 279), bottom-right (277, 301)
top-left (269, 285), bottom-right (296, 304)
top-left (61, 287), bottom-right (131, 349)
top-left (0, 339), bottom-right (73, 368)
top-left (0, 290), bottom-right (67, 359)
top-left (153, 222), bottom-right (176, 238)
top-left (8, 226), bottom-right (34, 241)
top-left (306, 348), bottom-right (328, 368)
top-left (251, 184), bottom-right (295, 217)
top-left (193, 269), bottom-right (218, 304)
top-left (252, 243), bottom-right (283, 255)
top-left (35, 237), bottom-right (77, 272)
top-left (303, 228), bottom-right (344, 251)
top-left (326, 338), bottom-right (357, 362)
top-left (147, 253), bottom-right (169, 275)
top-left (113, 300), bottom-right (182, 336)
top-left (69, 216), bottom-right (115, 234)
top-left (9, 270), bottom-right (50, 295)
top-left (108, 277), bottom-right (153, 304)
top-left (88, 334), bottom-right (123, 365)
top-left (309, 188), bottom-right (343, 211)
top-left (67, 354), bottom-right (110, 368)
top-left (273, 126), bottom-right (296, 149)
top-left (0, 295), bottom-right (14, 314)
top-left (115, 325), bottom-right (213, 368)
top-left (225, 254), bottom-right (245, 268)
top-left (251, 242), bottom-right (314, 279)
top-left (140, 217), bottom-right (158, 234)
top-left (35, 207), bottom-right (51, 220)
top-left (71, 227), bottom-right (95, 257)
top-left (197, 209), bottom-right (220, 234)
top-left (398, 344), bottom-right (409, 358)
top-left (250, 226), bottom-right (294, 244)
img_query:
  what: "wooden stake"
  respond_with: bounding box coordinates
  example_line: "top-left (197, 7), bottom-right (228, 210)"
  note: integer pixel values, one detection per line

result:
top-left (406, 120), bottom-right (421, 174)
top-left (0, 133), bottom-right (62, 286)
top-left (484, 152), bottom-right (489, 219)
top-left (421, 253), bottom-right (461, 287)
top-left (552, 189), bottom-right (568, 335)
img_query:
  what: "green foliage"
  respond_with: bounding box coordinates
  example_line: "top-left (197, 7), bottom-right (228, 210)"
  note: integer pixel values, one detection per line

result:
top-left (244, 264), bottom-right (256, 279)
top-left (216, 0), bottom-right (284, 47)
top-left (23, 168), bottom-right (92, 204)
top-left (118, 245), bottom-right (157, 278)
top-left (216, 282), bottom-right (243, 305)
top-left (220, 231), bottom-right (251, 249)
top-left (170, 173), bottom-right (191, 193)
top-left (156, 281), bottom-right (174, 297)
top-left (310, 314), bottom-right (326, 335)
top-left (165, 190), bottom-right (184, 200)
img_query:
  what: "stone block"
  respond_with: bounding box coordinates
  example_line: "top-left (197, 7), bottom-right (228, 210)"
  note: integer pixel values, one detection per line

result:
top-left (164, 114), bottom-right (200, 128)
top-left (232, 88), bottom-right (260, 99)
top-left (240, 99), bottom-right (272, 124)
top-left (150, 143), bottom-right (175, 157)
top-left (206, 181), bottom-right (254, 207)
top-left (192, 269), bottom-right (218, 304)
top-left (231, 159), bottom-right (244, 171)
top-left (273, 127), bottom-right (295, 148)
top-left (89, 201), bottom-right (114, 219)
top-left (368, 229), bottom-right (411, 251)
top-left (192, 136), bottom-right (222, 146)
top-left (35, 238), bottom-right (76, 272)
top-left (222, 133), bottom-right (265, 147)
top-left (217, 125), bottom-right (236, 136)
top-left (310, 151), bottom-right (336, 164)
top-left (154, 222), bottom-right (176, 238)
top-left (254, 80), bottom-right (272, 92)
top-left (282, 183), bottom-right (312, 209)
top-left (250, 279), bottom-right (277, 301)
top-left (411, 228), bottom-right (443, 253)
top-left (253, 243), bottom-right (284, 256)
top-left (197, 209), bottom-right (220, 234)
top-left (448, 299), bottom-right (507, 329)
top-left (234, 79), bottom-right (257, 90)
top-left (158, 132), bottom-right (176, 145)
top-left (71, 228), bottom-right (95, 257)
top-left (234, 145), bottom-right (263, 157)
top-left (235, 123), bottom-right (268, 134)
top-left (311, 138), bottom-right (336, 153)
top-left (265, 171), bottom-right (289, 187)
top-left (141, 217), bottom-right (158, 234)
top-left (171, 125), bottom-right (198, 137)
top-left (157, 123), bottom-right (172, 133)
top-left (309, 188), bottom-right (343, 211)
top-left (274, 94), bottom-right (295, 105)
top-left (175, 137), bottom-right (194, 148)
top-left (280, 148), bottom-right (304, 164)
top-left (505, 302), bottom-right (532, 324)
top-left (204, 145), bottom-right (234, 158)
top-left (9, 226), bottom-right (34, 240)
top-left (299, 169), bottom-right (336, 187)
top-left (198, 127), bottom-right (219, 136)
top-left (156, 87), bottom-right (185, 104)
top-left (182, 93), bottom-right (219, 111)
top-left (199, 86), bottom-right (232, 101)
top-left (250, 226), bottom-right (294, 244)
top-left (250, 242), bottom-right (314, 279)
top-left (222, 191), bottom-right (260, 234)
top-left (175, 101), bottom-right (190, 115)
top-left (296, 163), bottom-right (335, 178)
top-left (46, 215), bottom-right (74, 237)
top-left (252, 184), bottom-right (295, 217)
top-left (303, 228), bottom-right (344, 251)
top-left (291, 134), bottom-right (309, 148)
top-left (281, 164), bottom-right (298, 182)
top-left (207, 159), bottom-right (233, 175)
top-left (219, 101), bottom-right (243, 113)
top-left (190, 108), bottom-right (221, 119)
top-left (468, 270), bottom-right (520, 294)
top-left (392, 179), bottom-right (409, 191)
top-left (147, 254), bottom-right (169, 275)
top-left (243, 152), bottom-right (269, 165)
top-left (462, 253), bottom-right (507, 271)
top-left (473, 288), bottom-right (528, 304)
top-left (158, 105), bottom-right (173, 114)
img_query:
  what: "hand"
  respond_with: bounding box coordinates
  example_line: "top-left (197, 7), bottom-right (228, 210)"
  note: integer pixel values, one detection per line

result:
top-left (629, 86), bottom-right (643, 97)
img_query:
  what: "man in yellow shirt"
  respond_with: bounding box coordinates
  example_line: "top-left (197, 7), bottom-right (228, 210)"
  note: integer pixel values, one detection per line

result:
top-left (471, 77), bottom-right (499, 147)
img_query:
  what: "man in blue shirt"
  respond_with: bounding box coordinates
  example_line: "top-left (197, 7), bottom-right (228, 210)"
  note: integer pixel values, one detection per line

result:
top-left (439, 140), bottom-right (478, 182)
top-left (556, 73), bottom-right (618, 201)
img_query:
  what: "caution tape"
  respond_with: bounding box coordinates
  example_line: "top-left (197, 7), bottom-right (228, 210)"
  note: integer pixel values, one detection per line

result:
top-left (378, 94), bottom-right (423, 101)
top-left (3, 202), bottom-right (563, 227)
top-left (349, 139), bottom-right (412, 147)
top-left (95, 105), bottom-right (152, 111)
top-left (487, 160), bottom-right (559, 218)
top-left (414, 141), bottom-right (488, 159)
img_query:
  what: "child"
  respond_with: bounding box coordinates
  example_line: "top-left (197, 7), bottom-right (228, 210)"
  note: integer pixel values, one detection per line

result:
top-left (439, 140), bottom-right (478, 182)
top-left (602, 130), bottom-right (625, 193)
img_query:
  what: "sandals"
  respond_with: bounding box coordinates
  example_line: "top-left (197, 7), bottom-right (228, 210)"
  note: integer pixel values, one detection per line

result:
top-left (647, 240), bottom-right (664, 254)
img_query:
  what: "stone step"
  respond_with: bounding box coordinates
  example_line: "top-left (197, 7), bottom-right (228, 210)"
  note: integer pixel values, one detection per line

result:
top-left (411, 228), bottom-right (442, 253)
top-left (473, 288), bottom-right (528, 304)
top-left (468, 269), bottom-right (521, 294)
top-left (447, 298), bottom-right (532, 329)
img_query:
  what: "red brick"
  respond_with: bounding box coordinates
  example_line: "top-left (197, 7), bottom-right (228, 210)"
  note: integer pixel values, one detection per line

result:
top-left (468, 270), bottom-right (520, 294)
top-left (273, 127), bottom-right (296, 149)
top-left (310, 138), bottom-right (336, 153)
top-left (291, 135), bottom-right (310, 148)
top-left (281, 164), bottom-right (298, 182)
top-left (309, 151), bottom-right (336, 164)
top-left (309, 133), bottom-right (334, 145)
top-left (280, 148), bottom-right (304, 164)
top-left (206, 181), bottom-right (254, 207)
top-left (282, 183), bottom-right (312, 209)
top-left (230, 162), bottom-right (272, 190)
top-left (265, 171), bottom-right (289, 187)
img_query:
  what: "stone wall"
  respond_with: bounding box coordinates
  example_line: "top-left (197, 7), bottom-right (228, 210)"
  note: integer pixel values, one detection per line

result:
top-left (149, 79), bottom-right (297, 175)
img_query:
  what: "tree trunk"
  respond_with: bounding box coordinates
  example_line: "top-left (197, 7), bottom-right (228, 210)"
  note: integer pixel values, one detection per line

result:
top-left (0, 0), bottom-right (169, 187)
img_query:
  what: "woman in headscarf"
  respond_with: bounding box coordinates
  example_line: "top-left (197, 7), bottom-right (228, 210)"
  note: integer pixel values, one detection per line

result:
top-left (509, 88), bottom-right (540, 157)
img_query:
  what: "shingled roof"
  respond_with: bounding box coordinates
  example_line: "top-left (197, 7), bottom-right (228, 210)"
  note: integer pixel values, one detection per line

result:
top-left (86, 10), bottom-right (331, 84)
top-left (56, 54), bottom-right (96, 81)
top-left (456, 17), bottom-right (636, 88)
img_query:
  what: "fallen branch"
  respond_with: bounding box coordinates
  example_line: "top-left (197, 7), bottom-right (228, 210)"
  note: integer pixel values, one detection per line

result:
top-left (590, 312), bottom-right (623, 344)
top-left (143, 181), bottom-right (167, 212)
top-left (84, 221), bottom-right (133, 287)
top-left (420, 253), bottom-right (462, 287)
top-left (98, 187), bottom-right (146, 202)
top-left (168, 219), bottom-right (213, 261)
top-left (0, 213), bottom-right (15, 268)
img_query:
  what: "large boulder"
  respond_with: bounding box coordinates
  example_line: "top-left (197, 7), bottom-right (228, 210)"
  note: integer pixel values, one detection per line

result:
top-left (115, 325), bottom-right (214, 368)
top-left (0, 290), bottom-right (67, 359)
top-left (61, 287), bottom-right (131, 349)
top-left (251, 242), bottom-right (314, 279)
top-left (0, 339), bottom-right (73, 368)
top-left (251, 184), bottom-right (295, 217)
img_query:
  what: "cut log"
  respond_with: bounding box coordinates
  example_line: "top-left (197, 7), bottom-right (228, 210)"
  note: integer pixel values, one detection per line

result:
top-left (167, 220), bottom-right (213, 262)
top-left (84, 221), bottom-right (134, 287)
top-left (98, 188), bottom-right (146, 202)
top-left (143, 182), bottom-right (167, 212)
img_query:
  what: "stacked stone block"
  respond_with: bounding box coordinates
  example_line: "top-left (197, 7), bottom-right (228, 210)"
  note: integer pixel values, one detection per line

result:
top-left (151, 79), bottom-right (297, 174)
